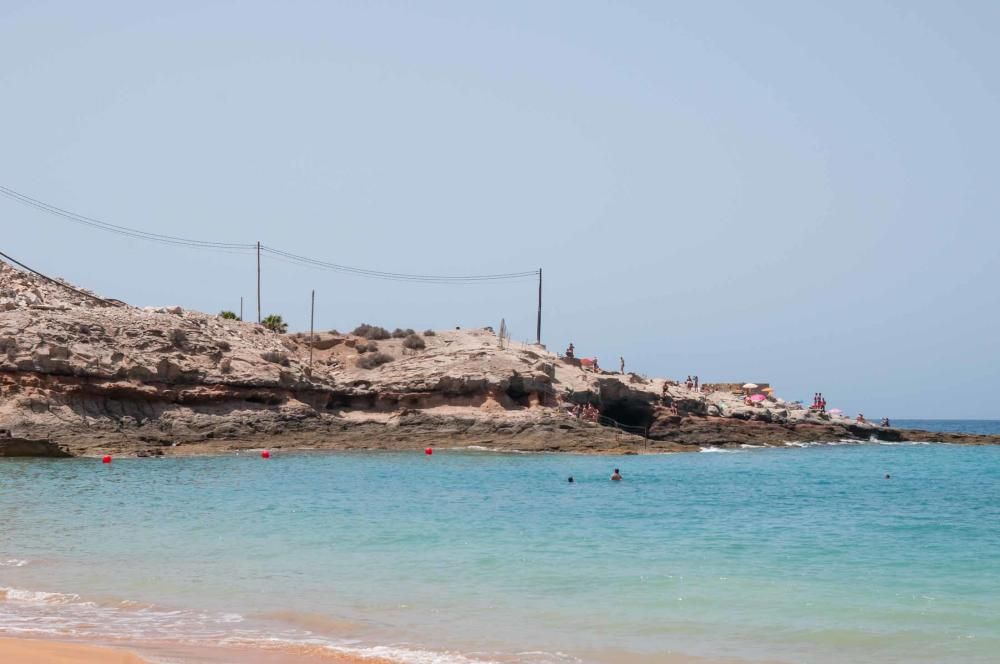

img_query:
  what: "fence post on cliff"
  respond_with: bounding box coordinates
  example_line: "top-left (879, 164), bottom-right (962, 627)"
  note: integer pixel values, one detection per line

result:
top-left (309, 289), bottom-right (315, 369)
top-left (256, 241), bottom-right (261, 324)
top-left (536, 268), bottom-right (542, 345)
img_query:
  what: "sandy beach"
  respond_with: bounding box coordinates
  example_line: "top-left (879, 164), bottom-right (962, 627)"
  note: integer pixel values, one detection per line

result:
top-left (0, 637), bottom-right (146, 663)
top-left (0, 637), bottom-right (399, 664)
top-left (0, 637), bottom-right (787, 664)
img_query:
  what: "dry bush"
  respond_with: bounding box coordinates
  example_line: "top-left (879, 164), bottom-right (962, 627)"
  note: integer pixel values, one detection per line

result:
top-left (357, 352), bottom-right (393, 369)
top-left (402, 334), bottom-right (426, 350)
top-left (422, 329), bottom-right (436, 336)
top-left (352, 323), bottom-right (391, 340)
top-left (355, 341), bottom-right (379, 354)
top-left (391, 328), bottom-right (416, 339)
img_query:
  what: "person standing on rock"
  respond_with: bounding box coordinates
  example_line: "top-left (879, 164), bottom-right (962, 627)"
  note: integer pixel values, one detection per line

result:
top-left (619, 357), bottom-right (625, 374)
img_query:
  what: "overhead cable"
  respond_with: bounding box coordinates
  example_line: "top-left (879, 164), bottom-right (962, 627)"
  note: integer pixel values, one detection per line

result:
top-left (1, 184), bottom-right (539, 283)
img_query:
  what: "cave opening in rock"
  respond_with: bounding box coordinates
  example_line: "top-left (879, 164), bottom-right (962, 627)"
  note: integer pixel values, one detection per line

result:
top-left (600, 399), bottom-right (654, 429)
top-left (504, 380), bottom-right (531, 407)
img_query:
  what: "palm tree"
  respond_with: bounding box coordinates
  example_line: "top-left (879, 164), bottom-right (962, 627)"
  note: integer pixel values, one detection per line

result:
top-left (219, 310), bottom-right (238, 320)
top-left (262, 314), bottom-right (288, 333)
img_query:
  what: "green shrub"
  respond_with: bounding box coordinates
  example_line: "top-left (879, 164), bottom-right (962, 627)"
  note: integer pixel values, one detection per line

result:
top-left (262, 314), bottom-right (288, 333)
top-left (219, 310), bottom-right (238, 320)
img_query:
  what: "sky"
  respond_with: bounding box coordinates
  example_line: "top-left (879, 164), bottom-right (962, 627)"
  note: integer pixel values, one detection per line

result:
top-left (1, 1), bottom-right (998, 418)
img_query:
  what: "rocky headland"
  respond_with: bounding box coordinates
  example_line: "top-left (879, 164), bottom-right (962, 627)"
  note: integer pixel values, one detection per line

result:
top-left (1, 260), bottom-right (997, 457)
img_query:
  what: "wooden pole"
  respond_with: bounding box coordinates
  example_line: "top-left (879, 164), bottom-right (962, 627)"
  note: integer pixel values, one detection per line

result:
top-left (309, 289), bottom-right (315, 369)
top-left (256, 241), bottom-right (261, 324)
top-left (536, 268), bottom-right (542, 345)
top-left (239, 296), bottom-right (243, 322)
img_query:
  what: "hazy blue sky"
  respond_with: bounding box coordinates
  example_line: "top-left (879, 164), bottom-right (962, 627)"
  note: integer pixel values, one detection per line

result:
top-left (2, 1), bottom-right (998, 418)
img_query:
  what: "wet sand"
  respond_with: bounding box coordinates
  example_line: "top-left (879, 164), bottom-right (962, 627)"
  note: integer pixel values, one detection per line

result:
top-left (0, 637), bottom-right (786, 663)
top-left (0, 637), bottom-right (407, 664)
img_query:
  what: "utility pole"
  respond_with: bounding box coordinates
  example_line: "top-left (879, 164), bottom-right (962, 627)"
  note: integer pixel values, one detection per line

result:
top-left (309, 289), bottom-right (315, 369)
top-left (239, 296), bottom-right (243, 322)
top-left (256, 241), bottom-right (261, 324)
top-left (536, 268), bottom-right (542, 345)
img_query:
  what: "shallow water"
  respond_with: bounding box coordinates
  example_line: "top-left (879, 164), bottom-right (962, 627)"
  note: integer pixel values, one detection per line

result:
top-left (2, 439), bottom-right (999, 663)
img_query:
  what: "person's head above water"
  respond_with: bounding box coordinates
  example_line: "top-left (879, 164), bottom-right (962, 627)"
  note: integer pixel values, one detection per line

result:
top-left (611, 468), bottom-right (622, 480)
top-left (568, 476), bottom-right (574, 483)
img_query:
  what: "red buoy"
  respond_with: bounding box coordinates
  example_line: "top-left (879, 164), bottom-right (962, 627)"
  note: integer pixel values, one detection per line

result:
top-left (101, 455), bottom-right (111, 464)
top-left (424, 447), bottom-right (433, 456)
top-left (261, 450), bottom-right (270, 459)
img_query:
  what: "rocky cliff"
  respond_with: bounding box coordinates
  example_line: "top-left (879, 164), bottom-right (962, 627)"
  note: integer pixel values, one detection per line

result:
top-left (1, 261), bottom-right (996, 456)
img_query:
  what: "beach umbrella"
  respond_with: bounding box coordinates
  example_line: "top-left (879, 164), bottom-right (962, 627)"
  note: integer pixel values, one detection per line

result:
top-left (749, 393), bottom-right (766, 402)
top-left (829, 408), bottom-right (843, 414)
top-left (742, 383), bottom-right (758, 389)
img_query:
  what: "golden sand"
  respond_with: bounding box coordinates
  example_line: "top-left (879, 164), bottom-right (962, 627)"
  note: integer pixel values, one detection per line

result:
top-left (0, 637), bottom-right (147, 663)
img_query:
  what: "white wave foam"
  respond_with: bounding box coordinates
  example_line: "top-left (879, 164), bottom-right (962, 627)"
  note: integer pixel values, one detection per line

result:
top-left (0, 559), bottom-right (29, 567)
top-left (0, 584), bottom-right (551, 664)
top-left (457, 445), bottom-right (532, 454)
top-left (0, 587), bottom-right (83, 604)
top-left (327, 643), bottom-right (502, 664)
top-left (699, 446), bottom-right (741, 453)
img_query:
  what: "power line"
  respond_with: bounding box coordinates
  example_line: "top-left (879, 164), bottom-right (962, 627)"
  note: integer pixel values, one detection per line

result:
top-left (260, 246), bottom-right (538, 283)
top-left (0, 248), bottom-right (124, 307)
top-left (259, 250), bottom-right (538, 285)
top-left (1, 184), bottom-right (539, 283)
top-left (0, 185), bottom-right (255, 251)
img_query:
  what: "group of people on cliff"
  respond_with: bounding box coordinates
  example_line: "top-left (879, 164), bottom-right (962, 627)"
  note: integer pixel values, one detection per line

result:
top-left (570, 403), bottom-right (600, 422)
top-left (811, 393), bottom-right (827, 411)
top-left (564, 343), bottom-right (627, 376)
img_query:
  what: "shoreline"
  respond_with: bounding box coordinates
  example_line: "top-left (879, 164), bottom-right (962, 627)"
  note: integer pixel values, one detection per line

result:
top-left (0, 636), bottom-right (789, 664)
top-left (4, 421), bottom-right (998, 460)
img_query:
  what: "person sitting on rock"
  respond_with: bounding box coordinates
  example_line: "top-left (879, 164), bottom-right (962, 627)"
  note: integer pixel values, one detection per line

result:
top-left (565, 343), bottom-right (575, 359)
top-left (856, 413), bottom-right (866, 423)
top-left (881, 417), bottom-right (890, 427)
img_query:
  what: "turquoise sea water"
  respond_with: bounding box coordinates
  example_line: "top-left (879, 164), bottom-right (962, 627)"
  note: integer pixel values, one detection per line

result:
top-left (894, 419), bottom-right (1000, 436)
top-left (2, 435), bottom-right (999, 663)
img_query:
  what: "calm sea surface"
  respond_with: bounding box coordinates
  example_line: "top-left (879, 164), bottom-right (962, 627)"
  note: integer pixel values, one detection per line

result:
top-left (2, 426), bottom-right (999, 663)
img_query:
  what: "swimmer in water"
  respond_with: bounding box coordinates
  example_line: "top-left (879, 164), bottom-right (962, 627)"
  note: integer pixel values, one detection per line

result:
top-left (611, 468), bottom-right (622, 481)
top-left (885, 474), bottom-right (891, 479)
top-left (568, 476), bottom-right (574, 483)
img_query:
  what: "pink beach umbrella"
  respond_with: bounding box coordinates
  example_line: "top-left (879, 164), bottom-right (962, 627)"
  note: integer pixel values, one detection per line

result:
top-left (828, 408), bottom-right (843, 415)
top-left (749, 393), bottom-right (766, 402)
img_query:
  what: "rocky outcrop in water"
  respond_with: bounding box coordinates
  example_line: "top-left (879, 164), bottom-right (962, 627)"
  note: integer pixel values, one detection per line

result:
top-left (1, 261), bottom-right (996, 456)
